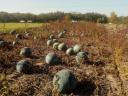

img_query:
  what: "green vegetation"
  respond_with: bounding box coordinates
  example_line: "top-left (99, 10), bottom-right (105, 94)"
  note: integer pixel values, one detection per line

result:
top-left (0, 23), bottom-right (43, 31)
top-left (0, 12), bottom-right (108, 23)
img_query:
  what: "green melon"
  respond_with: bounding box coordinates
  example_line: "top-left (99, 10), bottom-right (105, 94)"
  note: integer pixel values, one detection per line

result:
top-left (58, 32), bottom-right (64, 38)
top-left (20, 47), bottom-right (32, 57)
top-left (53, 69), bottom-right (77, 93)
top-left (58, 43), bottom-right (67, 51)
top-left (47, 40), bottom-right (53, 46)
top-left (73, 44), bottom-right (81, 54)
top-left (16, 59), bottom-right (32, 73)
top-left (53, 42), bottom-right (59, 50)
top-left (16, 34), bottom-right (23, 39)
top-left (0, 40), bottom-right (8, 47)
top-left (53, 39), bottom-right (58, 43)
top-left (10, 30), bottom-right (16, 35)
top-left (66, 48), bottom-right (74, 55)
top-left (45, 52), bottom-right (60, 65)
top-left (49, 35), bottom-right (54, 39)
top-left (75, 51), bottom-right (88, 64)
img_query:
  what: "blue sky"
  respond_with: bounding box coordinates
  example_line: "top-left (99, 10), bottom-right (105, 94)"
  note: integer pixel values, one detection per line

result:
top-left (0, 0), bottom-right (127, 16)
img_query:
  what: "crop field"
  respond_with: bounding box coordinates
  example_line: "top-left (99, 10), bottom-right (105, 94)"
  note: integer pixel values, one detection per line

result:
top-left (0, 20), bottom-right (128, 96)
top-left (0, 23), bottom-right (43, 31)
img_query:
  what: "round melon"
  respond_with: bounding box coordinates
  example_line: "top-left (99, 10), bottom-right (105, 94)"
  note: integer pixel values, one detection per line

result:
top-left (49, 35), bottom-right (54, 39)
top-left (0, 41), bottom-right (7, 47)
top-left (10, 30), bottom-right (16, 35)
top-left (73, 44), bottom-right (81, 54)
top-left (58, 32), bottom-right (64, 38)
top-left (53, 39), bottom-right (58, 43)
top-left (16, 59), bottom-right (32, 73)
top-left (47, 40), bottom-right (53, 46)
top-left (75, 51), bottom-right (88, 64)
top-left (53, 69), bottom-right (77, 93)
top-left (66, 48), bottom-right (74, 55)
top-left (58, 43), bottom-right (67, 51)
top-left (53, 42), bottom-right (59, 50)
top-left (20, 47), bottom-right (32, 57)
top-left (12, 41), bottom-right (19, 46)
top-left (45, 52), bottom-right (60, 65)
top-left (25, 33), bottom-right (31, 37)
top-left (16, 34), bottom-right (23, 39)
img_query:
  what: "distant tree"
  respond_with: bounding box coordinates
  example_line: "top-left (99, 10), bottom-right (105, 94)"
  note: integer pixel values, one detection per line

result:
top-left (110, 12), bottom-right (118, 24)
top-left (97, 16), bottom-right (108, 23)
top-left (83, 13), bottom-right (108, 23)
top-left (0, 11), bottom-right (108, 23)
top-left (64, 15), bottom-right (71, 21)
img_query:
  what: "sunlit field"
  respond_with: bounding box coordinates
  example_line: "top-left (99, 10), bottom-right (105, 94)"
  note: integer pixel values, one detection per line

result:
top-left (0, 23), bottom-right (43, 31)
top-left (0, 20), bottom-right (128, 96)
top-left (0, 0), bottom-right (128, 95)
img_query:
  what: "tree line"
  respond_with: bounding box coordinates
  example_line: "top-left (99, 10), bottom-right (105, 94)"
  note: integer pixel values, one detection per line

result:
top-left (109, 12), bottom-right (128, 24)
top-left (0, 11), bottom-right (127, 24)
top-left (0, 12), bottom-right (108, 23)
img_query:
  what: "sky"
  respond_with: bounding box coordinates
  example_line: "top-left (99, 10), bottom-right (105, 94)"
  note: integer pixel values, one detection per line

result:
top-left (0, 0), bottom-right (127, 16)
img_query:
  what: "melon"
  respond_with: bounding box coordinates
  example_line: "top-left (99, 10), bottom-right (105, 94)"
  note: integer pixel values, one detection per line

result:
top-left (53, 69), bottom-right (77, 93)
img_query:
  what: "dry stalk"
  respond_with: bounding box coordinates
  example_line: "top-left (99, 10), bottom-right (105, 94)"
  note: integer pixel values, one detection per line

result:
top-left (113, 48), bottom-right (126, 96)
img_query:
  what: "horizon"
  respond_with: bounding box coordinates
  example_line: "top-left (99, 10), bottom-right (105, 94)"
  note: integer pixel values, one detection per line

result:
top-left (0, 0), bottom-right (127, 16)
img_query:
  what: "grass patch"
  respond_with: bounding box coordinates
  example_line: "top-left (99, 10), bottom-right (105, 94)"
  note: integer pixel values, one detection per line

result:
top-left (0, 23), bottom-right (43, 32)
